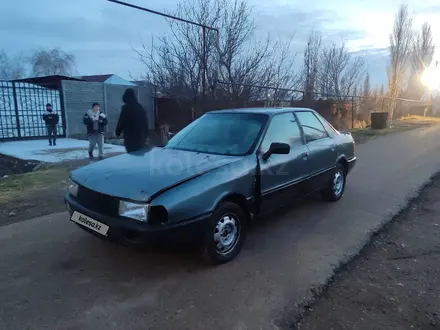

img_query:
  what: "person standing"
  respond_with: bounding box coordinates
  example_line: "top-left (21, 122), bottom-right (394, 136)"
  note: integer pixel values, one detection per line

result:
top-left (83, 103), bottom-right (108, 160)
top-left (115, 88), bottom-right (149, 153)
top-left (42, 103), bottom-right (59, 146)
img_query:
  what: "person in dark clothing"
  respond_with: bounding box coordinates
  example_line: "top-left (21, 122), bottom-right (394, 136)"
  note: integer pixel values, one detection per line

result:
top-left (42, 103), bottom-right (59, 146)
top-left (83, 103), bottom-right (108, 160)
top-left (115, 88), bottom-right (149, 153)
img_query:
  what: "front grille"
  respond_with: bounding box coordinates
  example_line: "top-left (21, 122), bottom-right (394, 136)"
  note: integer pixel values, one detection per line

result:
top-left (76, 186), bottom-right (119, 216)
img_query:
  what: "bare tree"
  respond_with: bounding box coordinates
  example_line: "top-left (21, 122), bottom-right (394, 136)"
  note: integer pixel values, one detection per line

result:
top-left (407, 22), bottom-right (435, 100)
top-left (301, 32), bottom-right (322, 101)
top-left (136, 0), bottom-right (298, 103)
top-left (29, 48), bottom-right (76, 77)
top-left (388, 4), bottom-right (414, 118)
top-left (0, 50), bottom-right (28, 137)
top-left (255, 36), bottom-right (300, 102)
top-left (317, 42), bottom-right (366, 101)
top-left (0, 50), bottom-right (27, 80)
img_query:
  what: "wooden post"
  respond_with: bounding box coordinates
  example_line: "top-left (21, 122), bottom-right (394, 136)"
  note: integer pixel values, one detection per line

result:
top-left (201, 26), bottom-right (207, 113)
top-left (351, 96), bottom-right (355, 129)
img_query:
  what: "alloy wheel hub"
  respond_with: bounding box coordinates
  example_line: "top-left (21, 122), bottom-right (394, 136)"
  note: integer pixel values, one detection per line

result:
top-left (333, 170), bottom-right (344, 196)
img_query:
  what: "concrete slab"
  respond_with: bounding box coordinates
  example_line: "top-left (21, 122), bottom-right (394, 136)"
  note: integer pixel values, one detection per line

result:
top-left (1, 125), bottom-right (440, 330)
top-left (0, 138), bottom-right (125, 163)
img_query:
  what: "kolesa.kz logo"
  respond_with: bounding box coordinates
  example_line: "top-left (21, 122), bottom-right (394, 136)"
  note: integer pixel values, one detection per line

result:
top-left (78, 215), bottom-right (102, 230)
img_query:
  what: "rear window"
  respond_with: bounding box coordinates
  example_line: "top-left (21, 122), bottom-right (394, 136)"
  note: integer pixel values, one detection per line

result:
top-left (314, 112), bottom-right (339, 137)
top-left (296, 111), bottom-right (328, 143)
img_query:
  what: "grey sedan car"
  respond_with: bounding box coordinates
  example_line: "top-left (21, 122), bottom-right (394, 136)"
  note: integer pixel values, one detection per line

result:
top-left (65, 108), bottom-right (356, 264)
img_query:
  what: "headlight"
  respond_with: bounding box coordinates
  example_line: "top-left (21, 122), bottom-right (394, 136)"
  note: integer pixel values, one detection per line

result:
top-left (119, 200), bottom-right (150, 222)
top-left (68, 180), bottom-right (79, 197)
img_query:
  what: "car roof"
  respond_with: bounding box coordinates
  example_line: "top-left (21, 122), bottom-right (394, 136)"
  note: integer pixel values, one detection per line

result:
top-left (208, 107), bottom-right (315, 116)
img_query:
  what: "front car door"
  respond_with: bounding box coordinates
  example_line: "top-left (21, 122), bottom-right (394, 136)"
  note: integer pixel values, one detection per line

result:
top-left (295, 111), bottom-right (337, 191)
top-left (258, 112), bottom-right (309, 214)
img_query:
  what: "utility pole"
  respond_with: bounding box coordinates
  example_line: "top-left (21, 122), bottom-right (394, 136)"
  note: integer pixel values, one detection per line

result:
top-left (351, 96), bottom-right (355, 128)
top-left (202, 26), bottom-right (207, 110)
top-left (304, 41), bottom-right (310, 102)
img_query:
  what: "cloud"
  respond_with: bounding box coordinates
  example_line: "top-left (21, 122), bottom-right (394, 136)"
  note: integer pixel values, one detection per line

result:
top-left (0, 0), bottom-right (172, 51)
top-left (351, 47), bottom-right (389, 57)
top-left (418, 3), bottom-right (440, 13)
top-left (0, 0), bottom-right (178, 78)
top-left (350, 47), bottom-right (389, 86)
top-left (253, 5), bottom-right (366, 46)
top-left (0, 0), bottom-right (390, 85)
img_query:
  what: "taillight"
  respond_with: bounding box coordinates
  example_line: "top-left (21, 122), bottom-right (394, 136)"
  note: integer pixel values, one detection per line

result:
top-left (352, 141), bottom-right (355, 154)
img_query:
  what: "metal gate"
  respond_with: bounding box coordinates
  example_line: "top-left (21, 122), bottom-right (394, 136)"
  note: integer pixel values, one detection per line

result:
top-left (0, 80), bottom-right (66, 140)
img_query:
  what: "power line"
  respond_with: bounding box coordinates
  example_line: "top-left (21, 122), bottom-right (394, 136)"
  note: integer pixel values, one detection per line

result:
top-left (106, 0), bottom-right (220, 108)
top-left (106, 0), bottom-right (218, 31)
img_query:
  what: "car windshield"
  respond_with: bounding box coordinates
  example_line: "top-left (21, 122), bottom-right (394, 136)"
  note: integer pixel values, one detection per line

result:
top-left (165, 112), bottom-right (268, 156)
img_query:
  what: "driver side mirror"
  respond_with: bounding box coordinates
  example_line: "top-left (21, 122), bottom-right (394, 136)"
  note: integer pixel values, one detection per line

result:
top-left (262, 142), bottom-right (290, 161)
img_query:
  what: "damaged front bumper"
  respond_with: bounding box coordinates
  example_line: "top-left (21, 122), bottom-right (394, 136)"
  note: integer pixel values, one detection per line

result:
top-left (65, 193), bottom-right (210, 247)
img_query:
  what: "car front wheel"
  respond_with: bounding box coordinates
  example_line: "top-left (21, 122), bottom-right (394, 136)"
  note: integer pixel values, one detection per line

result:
top-left (321, 164), bottom-right (346, 202)
top-left (202, 202), bottom-right (247, 265)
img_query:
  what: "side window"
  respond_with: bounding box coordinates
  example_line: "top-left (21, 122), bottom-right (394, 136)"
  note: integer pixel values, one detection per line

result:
top-left (296, 111), bottom-right (328, 143)
top-left (260, 112), bottom-right (303, 152)
top-left (314, 112), bottom-right (339, 137)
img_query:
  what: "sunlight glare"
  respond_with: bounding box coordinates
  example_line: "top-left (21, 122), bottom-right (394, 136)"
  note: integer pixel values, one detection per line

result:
top-left (421, 62), bottom-right (440, 90)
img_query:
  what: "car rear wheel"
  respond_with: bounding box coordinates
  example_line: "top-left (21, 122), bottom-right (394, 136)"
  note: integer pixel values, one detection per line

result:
top-left (321, 164), bottom-right (346, 202)
top-left (202, 202), bottom-right (247, 265)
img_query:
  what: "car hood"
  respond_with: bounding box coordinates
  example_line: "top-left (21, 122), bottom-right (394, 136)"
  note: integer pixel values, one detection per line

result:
top-left (71, 147), bottom-right (243, 201)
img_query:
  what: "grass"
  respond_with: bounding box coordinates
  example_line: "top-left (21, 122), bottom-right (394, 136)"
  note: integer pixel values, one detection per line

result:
top-left (349, 115), bottom-right (440, 143)
top-left (350, 127), bottom-right (411, 143)
top-left (400, 115), bottom-right (440, 123)
top-left (0, 166), bottom-right (70, 203)
top-left (350, 125), bottom-right (415, 136)
top-left (0, 152), bottom-right (125, 205)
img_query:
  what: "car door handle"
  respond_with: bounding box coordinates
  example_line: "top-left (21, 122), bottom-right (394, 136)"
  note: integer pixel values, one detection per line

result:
top-left (301, 152), bottom-right (309, 159)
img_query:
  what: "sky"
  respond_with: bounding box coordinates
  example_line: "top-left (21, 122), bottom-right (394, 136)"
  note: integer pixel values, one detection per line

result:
top-left (1, 0), bottom-right (440, 88)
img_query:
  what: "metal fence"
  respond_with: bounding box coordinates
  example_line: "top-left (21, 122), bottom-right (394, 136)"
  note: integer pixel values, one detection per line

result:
top-left (155, 84), bottom-right (428, 132)
top-left (0, 81), bottom-right (65, 140)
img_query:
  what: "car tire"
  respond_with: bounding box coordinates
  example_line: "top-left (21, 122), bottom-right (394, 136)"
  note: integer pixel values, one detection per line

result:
top-left (321, 163), bottom-right (346, 202)
top-left (202, 202), bottom-right (247, 265)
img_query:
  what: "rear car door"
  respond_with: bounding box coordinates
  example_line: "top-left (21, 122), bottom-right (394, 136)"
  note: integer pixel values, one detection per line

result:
top-left (295, 111), bottom-right (337, 190)
top-left (258, 112), bottom-right (309, 214)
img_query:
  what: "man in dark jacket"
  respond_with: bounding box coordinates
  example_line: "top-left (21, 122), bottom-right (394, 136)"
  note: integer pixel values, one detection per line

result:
top-left (83, 103), bottom-right (108, 160)
top-left (42, 103), bottom-right (59, 146)
top-left (115, 88), bottom-right (149, 153)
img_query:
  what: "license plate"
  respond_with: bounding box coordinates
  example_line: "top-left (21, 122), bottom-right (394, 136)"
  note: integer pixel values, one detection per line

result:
top-left (71, 211), bottom-right (109, 236)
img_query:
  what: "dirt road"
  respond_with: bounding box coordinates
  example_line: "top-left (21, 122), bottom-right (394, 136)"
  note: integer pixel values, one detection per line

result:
top-left (1, 125), bottom-right (440, 329)
top-left (296, 173), bottom-right (440, 330)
